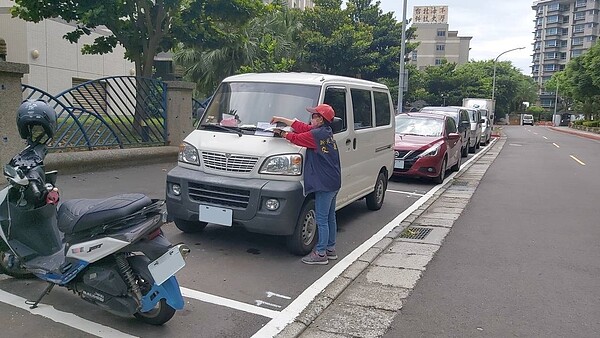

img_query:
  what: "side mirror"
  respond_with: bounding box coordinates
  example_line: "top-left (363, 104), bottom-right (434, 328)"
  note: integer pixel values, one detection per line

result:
top-left (448, 133), bottom-right (461, 141)
top-left (331, 117), bottom-right (343, 134)
top-left (480, 118), bottom-right (485, 124)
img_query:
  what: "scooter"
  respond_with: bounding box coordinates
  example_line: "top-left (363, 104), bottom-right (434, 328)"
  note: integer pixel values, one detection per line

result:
top-left (0, 100), bottom-right (190, 325)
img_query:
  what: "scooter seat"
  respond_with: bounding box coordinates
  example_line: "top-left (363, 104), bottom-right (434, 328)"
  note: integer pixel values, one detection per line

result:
top-left (58, 193), bottom-right (152, 235)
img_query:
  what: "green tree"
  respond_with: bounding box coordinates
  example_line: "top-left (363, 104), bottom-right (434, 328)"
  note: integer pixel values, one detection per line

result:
top-left (12, 0), bottom-right (263, 77)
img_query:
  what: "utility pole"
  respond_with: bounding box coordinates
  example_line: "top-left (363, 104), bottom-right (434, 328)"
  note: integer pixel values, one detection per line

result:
top-left (397, 0), bottom-right (408, 113)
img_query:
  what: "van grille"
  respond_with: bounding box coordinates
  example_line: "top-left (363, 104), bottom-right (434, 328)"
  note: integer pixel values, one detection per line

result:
top-left (202, 151), bottom-right (258, 173)
top-left (188, 183), bottom-right (250, 208)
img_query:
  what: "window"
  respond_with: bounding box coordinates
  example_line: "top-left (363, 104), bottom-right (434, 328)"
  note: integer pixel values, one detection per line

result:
top-left (324, 87), bottom-right (348, 132)
top-left (350, 89), bottom-right (372, 129)
top-left (537, 18), bottom-right (544, 25)
top-left (373, 92), bottom-right (391, 127)
top-left (545, 39), bottom-right (558, 47)
top-left (546, 27), bottom-right (559, 35)
top-left (411, 50), bottom-right (418, 61)
top-left (562, 28), bottom-right (569, 35)
top-left (436, 44), bottom-right (445, 51)
top-left (544, 64), bottom-right (556, 71)
top-left (545, 52), bottom-right (558, 59)
top-left (435, 58), bottom-right (443, 65)
top-left (445, 117), bottom-right (457, 135)
top-left (572, 49), bottom-right (584, 57)
top-left (572, 37), bottom-right (584, 45)
top-left (575, 0), bottom-right (587, 8)
top-left (547, 3), bottom-right (560, 11)
top-left (587, 36), bottom-right (596, 42)
top-left (574, 24), bottom-right (585, 33)
top-left (547, 15), bottom-right (559, 23)
top-left (574, 11), bottom-right (586, 20)
top-left (560, 52), bottom-right (567, 59)
top-left (560, 40), bottom-right (568, 47)
top-left (437, 29), bottom-right (446, 37)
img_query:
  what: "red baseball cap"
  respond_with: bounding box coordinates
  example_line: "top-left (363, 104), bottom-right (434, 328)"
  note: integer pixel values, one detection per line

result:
top-left (306, 104), bottom-right (335, 122)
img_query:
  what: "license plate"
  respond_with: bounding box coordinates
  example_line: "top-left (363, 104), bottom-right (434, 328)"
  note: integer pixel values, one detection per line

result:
top-left (199, 204), bottom-right (233, 226)
top-left (394, 159), bottom-right (404, 169)
top-left (148, 246), bottom-right (185, 285)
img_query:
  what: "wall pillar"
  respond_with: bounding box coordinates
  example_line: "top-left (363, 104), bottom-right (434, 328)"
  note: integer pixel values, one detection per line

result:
top-left (165, 81), bottom-right (195, 146)
top-left (0, 61), bottom-right (29, 166)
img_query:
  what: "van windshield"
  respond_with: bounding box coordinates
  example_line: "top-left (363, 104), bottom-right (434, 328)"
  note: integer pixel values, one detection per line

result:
top-left (199, 82), bottom-right (320, 129)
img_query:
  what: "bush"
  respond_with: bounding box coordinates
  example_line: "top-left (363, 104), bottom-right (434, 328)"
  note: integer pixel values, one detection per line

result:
top-left (572, 120), bottom-right (584, 125)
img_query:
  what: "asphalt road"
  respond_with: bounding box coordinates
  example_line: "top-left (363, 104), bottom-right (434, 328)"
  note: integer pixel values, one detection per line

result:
top-left (384, 126), bottom-right (600, 337)
top-left (0, 145), bottom-right (466, 337)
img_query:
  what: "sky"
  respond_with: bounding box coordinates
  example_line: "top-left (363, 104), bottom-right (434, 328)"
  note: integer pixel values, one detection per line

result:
top-left (377, 0), bottom-right (536, 75)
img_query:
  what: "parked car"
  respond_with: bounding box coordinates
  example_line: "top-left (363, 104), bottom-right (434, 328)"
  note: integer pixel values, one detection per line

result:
top-left (464, 107), bottom-right (482, 152)
top-left (523, 114), bottom-right (534, 126)
top-left (480, 116), bottom-right (492, 145)
top-left (420, 106), bottom-right (470, 158)
top-left (393, 113), bottom-right (462, 184)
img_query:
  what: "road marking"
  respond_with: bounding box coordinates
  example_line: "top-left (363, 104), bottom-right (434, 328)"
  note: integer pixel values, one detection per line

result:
top-left (0, 289), bottom-right (137, 338)
top-left (252, 139), bottom-right (498, 338)
top-left (533, 132), bottom-right (539, 135)
top-left (180, 287), bottom-right (279, 318)
top-left (543, 136), bottom-right (548, 140)
top-left (255, 300), bottom-right (282, 309)
top-left (553, 143), bottom-right (560, 148)
top-left (266, 291), bottom-right (291, 300)
top-left (387, 189), bottom-right (425, 197)
top-left (569, 155), bottom-right (586, 166)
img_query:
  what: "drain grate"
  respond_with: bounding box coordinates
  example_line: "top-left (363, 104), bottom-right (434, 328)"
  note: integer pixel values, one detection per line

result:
top-left (400, 226), bottom-right (433, 240)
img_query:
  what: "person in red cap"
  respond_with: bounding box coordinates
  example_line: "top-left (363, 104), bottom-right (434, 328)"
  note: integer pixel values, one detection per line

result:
top-left (271, 104), bottom-right (342, 264)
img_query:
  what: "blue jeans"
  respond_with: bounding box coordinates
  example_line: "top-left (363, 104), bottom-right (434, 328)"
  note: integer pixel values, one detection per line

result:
top-left (314, 190), bottom-right (338, 254)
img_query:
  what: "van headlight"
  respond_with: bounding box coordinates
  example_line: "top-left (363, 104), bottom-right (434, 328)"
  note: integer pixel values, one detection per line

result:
top-left (178, 142), bottom-right (200, 165)
top-left (259, 154), bottom-right (302, 175)
top-left (417, 143), bottom-right (442, 158)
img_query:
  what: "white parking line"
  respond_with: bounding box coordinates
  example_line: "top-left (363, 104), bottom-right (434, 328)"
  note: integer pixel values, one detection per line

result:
top-left (180, 287), bottom-right (279, 318)
top-left (387, 189), bottom-right (425, 197)
top-left (569, 155), bottom-right (586, 166)
top-left (553, 143), bottom-right (560, 148)
top-left (0, 289), bottom-right (137, 338)
top-left (252, 139), bottom-right (497, 337)
top-left (543, 136), bottom-right (548, 140)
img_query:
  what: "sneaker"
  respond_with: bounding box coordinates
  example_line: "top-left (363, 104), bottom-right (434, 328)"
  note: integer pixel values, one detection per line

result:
top-left (326, 249), bottom-right (338, 260)
top-left (301, 251), bottom-right (328, 265)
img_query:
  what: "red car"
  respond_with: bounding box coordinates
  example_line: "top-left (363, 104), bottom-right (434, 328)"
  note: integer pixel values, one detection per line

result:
top-left (393, 113), bottom-right (462, 183)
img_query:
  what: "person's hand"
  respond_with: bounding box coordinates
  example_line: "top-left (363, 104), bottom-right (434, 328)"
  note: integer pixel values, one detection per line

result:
top-left (271, 116), bottom-right (282, 124)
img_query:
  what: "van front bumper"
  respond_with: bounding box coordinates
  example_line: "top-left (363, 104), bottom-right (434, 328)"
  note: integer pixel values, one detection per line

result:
top-left (166, 166), bottom-right (305, 236)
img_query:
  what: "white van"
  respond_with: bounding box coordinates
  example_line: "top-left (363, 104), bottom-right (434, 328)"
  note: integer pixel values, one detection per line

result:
top-left (166, 73), bottom-right (395, 254)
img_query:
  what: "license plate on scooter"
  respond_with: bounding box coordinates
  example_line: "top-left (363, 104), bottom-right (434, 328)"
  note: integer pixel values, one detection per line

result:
top-left (148, 246), bottom-right (186, 286)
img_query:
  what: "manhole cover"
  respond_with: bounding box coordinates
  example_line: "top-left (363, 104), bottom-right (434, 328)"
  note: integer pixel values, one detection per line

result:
top-left (400, 227), bottom-right (433, 240)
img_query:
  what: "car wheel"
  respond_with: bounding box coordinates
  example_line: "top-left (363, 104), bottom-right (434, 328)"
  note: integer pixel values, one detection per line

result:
top-left (433, 158), bottom-right (447, 184)
top-left (450, 153), bottom-right (461, 172)
top-left (286, 199), bottom-right (317, 255)
top-left (468, 142), bottom-right (476, 153)
top-left (174, 218), bottom-right (208, 233)
top-left (461, 141), bottom-right (469, 157)
top-left (366, 172), bottom-right (387, 211)
top-left (475, 137), bottom-right (481, 149)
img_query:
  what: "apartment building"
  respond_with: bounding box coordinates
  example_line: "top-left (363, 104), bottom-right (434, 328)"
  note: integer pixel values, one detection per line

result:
top-left (532, 0), bottom-right (600, 108)
top-left (408, 5), bottom-right (472, 70)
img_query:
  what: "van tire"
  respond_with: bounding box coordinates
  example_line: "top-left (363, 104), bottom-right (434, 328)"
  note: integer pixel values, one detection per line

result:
top-left (174, 218), bottom-right (207, 233)
top-left (286, 199), bottom-right (317, 255)
top-left (461, 141), bottom-right (469, 157)
top-left (366, 172), bottom-right (387, 211)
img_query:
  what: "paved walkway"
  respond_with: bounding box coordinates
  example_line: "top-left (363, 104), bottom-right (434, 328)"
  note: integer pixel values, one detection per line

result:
top-left (548, 126), bottom-right (600, 141)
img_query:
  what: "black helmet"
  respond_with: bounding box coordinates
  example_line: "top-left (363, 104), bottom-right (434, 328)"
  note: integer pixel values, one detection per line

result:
top-left (16, 100), bottom-right (57, 140)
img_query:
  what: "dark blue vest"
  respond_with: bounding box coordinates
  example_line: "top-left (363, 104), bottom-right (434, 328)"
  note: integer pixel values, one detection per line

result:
top-left (304, 125), bottom-right (341, 195)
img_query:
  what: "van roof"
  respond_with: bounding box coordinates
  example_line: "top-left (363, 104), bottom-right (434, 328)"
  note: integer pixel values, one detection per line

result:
top-left (223, 72), bottom-right (389, 90)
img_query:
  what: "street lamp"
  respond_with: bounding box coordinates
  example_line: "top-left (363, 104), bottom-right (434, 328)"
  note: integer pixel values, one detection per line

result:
top-left (441, 93), bottom-right (447, 106)
top-left (491, 47), bottom-right (526, 101)
top-left (397, 0), bottom-right (408, 113)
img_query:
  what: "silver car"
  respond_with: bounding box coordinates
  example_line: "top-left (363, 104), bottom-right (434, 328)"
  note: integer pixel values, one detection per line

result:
top-left (480, 116), bottom-right (492, 145)
top-left (464, 107), bottom-right (482, 153)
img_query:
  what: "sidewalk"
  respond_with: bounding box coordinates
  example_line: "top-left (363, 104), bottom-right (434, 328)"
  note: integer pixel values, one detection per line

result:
top-left (274, 137), bottom-right (506, 338)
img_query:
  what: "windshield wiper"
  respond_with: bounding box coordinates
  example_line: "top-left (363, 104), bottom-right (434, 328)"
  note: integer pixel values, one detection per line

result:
top-left (200, 124), bottom-right (243, 137)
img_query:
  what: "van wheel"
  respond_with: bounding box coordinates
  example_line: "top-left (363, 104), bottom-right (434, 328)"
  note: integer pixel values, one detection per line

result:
top-left (173, 218), bottom-right (207, 233)
top-left (366, 172), bottom-right (387, 211)
top-left (433, 158), bottom-right (447, 184)
top-left (461, 141), bottom-right (469, 157)
top-left (450, 153), bottom-right (461, 172)
top-left (286, 199), bottom-right (317, 255)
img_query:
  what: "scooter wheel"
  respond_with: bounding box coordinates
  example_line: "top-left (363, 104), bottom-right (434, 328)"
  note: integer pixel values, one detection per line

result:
top-left (0, 245), bottom-right (34, 279)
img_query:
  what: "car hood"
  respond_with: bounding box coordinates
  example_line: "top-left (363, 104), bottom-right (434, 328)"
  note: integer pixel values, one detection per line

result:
top-left (394, 134), bottom-right (441, 150)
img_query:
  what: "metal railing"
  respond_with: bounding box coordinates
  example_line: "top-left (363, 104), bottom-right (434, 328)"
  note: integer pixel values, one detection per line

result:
top-left (22, 76), bottom-right (168, 151)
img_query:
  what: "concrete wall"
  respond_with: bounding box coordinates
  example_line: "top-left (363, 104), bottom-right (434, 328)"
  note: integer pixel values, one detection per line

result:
top-left (0, 61), bottom-right (28, 166)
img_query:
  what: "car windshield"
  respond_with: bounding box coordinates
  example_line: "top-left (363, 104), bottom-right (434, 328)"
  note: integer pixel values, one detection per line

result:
top-left (524, 114), bottom-right (533, 119)
top-left (395, 115), bottom-right (443, 137)
top-left (199, 82), bottom-right (320, 129)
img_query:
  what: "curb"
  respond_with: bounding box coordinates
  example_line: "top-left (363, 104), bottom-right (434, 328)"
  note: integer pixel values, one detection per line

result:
top-left (547, 126), bottom-right (600, 141)
top-left (272, 136), bottom-right (507, 338)
top-left (44, 146), bottom-right (179, 174)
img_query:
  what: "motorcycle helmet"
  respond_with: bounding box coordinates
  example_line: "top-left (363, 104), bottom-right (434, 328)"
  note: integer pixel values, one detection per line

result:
top-left (16, 100), bottom-right (57, 141)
